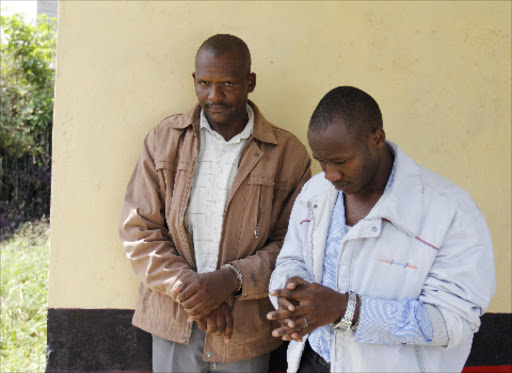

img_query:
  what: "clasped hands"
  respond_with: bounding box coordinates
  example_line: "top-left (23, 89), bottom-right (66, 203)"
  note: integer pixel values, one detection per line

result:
top-left (171, 268), bottom-right (239, 342)
top-left (266, 277), bottom-right (348, 342)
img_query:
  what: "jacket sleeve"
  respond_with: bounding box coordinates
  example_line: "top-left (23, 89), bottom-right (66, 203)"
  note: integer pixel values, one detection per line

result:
top-left (119, 128), bottom-right (196, 297)
top-left (232, 150), bottom-right (311, 301)
top-left (419, 197), bottom-right (496, 348)
top-left (355, 196), bottom-right (496, 348)
top-left (269, 185), bottom-right (315, 310)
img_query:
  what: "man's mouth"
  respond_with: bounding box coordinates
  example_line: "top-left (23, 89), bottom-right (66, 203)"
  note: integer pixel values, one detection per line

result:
top-left (333, 182), bottom-right (350, 190)
top-left (206, 104), bottom-right (231, 112)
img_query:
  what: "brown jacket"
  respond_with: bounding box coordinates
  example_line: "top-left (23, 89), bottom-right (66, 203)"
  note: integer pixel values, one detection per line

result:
top-left (120, 101), bottom-right (311, 362)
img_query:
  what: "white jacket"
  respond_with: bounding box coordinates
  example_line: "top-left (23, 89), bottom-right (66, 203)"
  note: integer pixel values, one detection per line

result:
top-left (269, 142), bottom-right (496, 372)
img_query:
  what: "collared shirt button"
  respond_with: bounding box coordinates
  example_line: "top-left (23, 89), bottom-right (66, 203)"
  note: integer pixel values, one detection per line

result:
top-left (244, 293), bottom-right (248, 298)
top-left (182, 335), bottom-right (187, 339)
top-left (254, 152), bottom-right (259, 157)
top-left (372, 227), bottom-right (377, 232)
top-left (206, 351), bottom-right (213, 357)
top-left (314, 204), bottom-right (318, 209)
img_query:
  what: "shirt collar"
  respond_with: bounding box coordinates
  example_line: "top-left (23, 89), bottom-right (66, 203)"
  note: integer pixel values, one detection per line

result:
top-left (199, 104), bottom-right (254, 144)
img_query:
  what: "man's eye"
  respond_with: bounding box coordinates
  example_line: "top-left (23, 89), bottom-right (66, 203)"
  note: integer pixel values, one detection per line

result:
top-left (199, 81), bottom-right (209, 86)
top-left (224, 81), bottom-right (233, 86)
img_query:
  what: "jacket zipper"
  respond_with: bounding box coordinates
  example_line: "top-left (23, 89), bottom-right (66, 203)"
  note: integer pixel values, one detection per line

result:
top-left (182, 126), bottom-right (200, 268)
top-left (255, 184), bottom-right (262, 238)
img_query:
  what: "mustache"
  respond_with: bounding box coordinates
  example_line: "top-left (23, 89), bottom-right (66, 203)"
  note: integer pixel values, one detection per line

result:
top-left (205, 103), bottom-right (232, 109)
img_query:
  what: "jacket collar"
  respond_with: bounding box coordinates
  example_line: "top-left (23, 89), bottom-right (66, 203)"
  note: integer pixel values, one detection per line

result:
top-left (365, 142), bottom-right (424, 237)
top-left (169, 100), bottom-right (278, 145)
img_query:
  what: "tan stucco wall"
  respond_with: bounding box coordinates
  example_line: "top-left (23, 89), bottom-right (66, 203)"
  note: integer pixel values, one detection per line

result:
top-left (49, 1), bottom-right (511, 312)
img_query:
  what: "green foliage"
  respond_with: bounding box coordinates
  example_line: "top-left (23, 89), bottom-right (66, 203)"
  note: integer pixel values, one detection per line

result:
top-left (0, 13), bottom-right (56, 164)
top-left (0, 218), bottom-right (49, 372)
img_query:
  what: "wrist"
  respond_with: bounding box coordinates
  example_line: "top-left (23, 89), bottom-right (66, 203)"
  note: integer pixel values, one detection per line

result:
top-left (332, 292), bottom-right (348, 324)
top-left (221, 263), bottom-right (242, 295)
top-left (332, 291), bottom-right (358, 332)
top-left (221, 267), bottom-right (239, 293)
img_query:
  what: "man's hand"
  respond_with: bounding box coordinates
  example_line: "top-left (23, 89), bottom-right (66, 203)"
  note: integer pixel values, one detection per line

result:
top-left (171, 268), bottom-right (239, 321)
top-left (196, 302), bottom-right (234, 342)
top-left (267, 277), bottom-right (348, 342)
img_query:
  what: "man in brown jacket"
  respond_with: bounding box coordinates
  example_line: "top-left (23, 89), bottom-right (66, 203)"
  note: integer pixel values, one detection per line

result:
top-left (120, 34), bottom-right (311, 372)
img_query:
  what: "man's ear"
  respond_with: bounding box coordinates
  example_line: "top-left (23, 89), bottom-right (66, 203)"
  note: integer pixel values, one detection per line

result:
top-left (372, 128), bottom-right (386, 148)
top-left (248, 73), bottom-right (256, 93)
top-left (192, 72), bottom-right (196, 80)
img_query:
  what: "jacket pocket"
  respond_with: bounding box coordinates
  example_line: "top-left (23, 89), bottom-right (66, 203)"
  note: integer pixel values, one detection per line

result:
top-left (155, 160), bottom-right (190, 224)
top-left (154, 160), bottom-right (177, 202)
top-left (247, 176), bottom-right (275, 240)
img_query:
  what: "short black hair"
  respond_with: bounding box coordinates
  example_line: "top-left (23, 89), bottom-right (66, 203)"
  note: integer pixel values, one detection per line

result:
top-left (196, 34), bottom-right (251, 74)
top-left (309, 86), bottom-right (383, 141)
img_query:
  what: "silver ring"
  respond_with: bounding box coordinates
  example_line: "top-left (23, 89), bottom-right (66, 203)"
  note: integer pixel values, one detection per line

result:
top-left (303, 317), bottom-right (308, 328)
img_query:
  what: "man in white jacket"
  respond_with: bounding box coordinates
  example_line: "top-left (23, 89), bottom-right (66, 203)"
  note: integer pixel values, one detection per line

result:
top-left (267, 86), bottom-right (496, 372)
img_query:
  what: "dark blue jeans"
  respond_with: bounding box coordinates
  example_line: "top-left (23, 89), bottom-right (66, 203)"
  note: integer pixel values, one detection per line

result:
top-left (298, 342), bottom-right (330, 373)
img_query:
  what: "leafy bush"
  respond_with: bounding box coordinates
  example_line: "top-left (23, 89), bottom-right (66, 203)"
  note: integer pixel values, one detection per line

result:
top-left (1, 13), bottom-right (56, 161)
top-left (0, 13), bottom-right (56, 239)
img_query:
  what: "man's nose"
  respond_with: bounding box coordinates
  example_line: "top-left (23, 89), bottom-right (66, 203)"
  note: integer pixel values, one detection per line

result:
top-left (324, 163), bottom-right (342, 182)
top-left (208, 84), bottom-right (224, 103)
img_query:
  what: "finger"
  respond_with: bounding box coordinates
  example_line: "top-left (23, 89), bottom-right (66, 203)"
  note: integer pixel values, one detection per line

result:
top-left (188, 303), bottom-right (218, 321)
top-left (171, 286), bottom-right (184, 299)
top-left (286, 276), bottom-right (309, 290)
top-left (281, 329), bottom-right (307, 343)
top-left (171, 282), bottom-right (186, 299)
top-left (266, 311), bottom-right (277, 320)
top-left (271, 325), bottom-right (298, 338)
top-left (270, 289), bottom-right (298, 299)
top-left (176, 283), bottom-right (199, 303)
top-left (282, 318), bottom-right (296, 328)
top-left (207, 315), bottom-right (217, 334)
top-left (271, 326), bottom-right (287, 338)
top-left (181, 293), bottom-right (208, 313)
top-left (290, 327), bottom-right (312, 342)
top-left (224, 308), bottom-right (234, 342)
top-left (278, 332), bottom-right (299, 341)
top-left (181, 296), bottom-right (205, 315)
top-left (197, 319), bottom-right (207, 331)
top-left (267, 308), bottom-right (295, 321)
top-left (283, 315), bottom-right (311, 329)
top-left (291, 331), bottom-right (303, 341)
top-left (215, 310), bottom-right (226, 335)
top-left (289, 334), bottom-right (303, 342)
top-left (266, 308), bottom-right (296, 322)
top-left (277, 296), bottom-right (297, 312)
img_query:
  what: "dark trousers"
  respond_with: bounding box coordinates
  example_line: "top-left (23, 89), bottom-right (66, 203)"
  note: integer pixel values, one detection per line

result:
top-left (297, 342), bottom-right (330, 373)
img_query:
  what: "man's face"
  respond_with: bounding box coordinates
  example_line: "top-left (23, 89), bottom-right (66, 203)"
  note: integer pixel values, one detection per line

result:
top-left (193, 49), bottom-right (255, 129)
top-left (307, 122), bottom-right (382, 196)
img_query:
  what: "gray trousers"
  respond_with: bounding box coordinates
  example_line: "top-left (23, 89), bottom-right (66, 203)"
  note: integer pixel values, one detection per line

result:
top-left (152, 324), bottom-right (270, 373)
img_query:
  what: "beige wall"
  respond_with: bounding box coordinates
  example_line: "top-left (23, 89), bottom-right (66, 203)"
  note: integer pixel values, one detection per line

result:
top-left (49, 1), bottom-right (511, 312)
